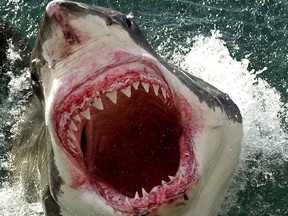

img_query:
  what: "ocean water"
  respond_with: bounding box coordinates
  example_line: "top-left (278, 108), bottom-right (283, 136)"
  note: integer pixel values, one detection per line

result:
top-left (0, 0), bottom-right (287, 215)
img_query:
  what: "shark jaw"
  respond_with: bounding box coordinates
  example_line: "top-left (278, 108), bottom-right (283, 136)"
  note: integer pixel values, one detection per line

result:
top-left (52, 56), bottom-right (199, 215)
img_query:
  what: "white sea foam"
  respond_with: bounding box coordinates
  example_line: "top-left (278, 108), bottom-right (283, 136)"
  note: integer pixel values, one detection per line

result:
top-left (0, 184), bottom-right (43, 216)
top-left (181, 31), bottom-right (287, 158)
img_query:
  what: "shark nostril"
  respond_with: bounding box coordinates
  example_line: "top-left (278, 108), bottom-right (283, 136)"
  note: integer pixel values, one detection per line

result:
top-left (31, 73), bottom-right (38, 83)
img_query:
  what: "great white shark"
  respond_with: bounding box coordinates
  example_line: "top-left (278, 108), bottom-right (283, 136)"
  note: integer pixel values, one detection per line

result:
top-left (12, 0), bottom-right (243, 215)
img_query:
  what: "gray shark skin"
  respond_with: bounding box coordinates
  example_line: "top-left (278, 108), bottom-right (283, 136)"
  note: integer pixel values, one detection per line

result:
top-left (12, 1), bottom-right (243, 216)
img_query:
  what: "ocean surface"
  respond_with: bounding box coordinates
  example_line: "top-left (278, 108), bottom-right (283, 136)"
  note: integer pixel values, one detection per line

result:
top-left (0, 0), bottom-right (287, 215)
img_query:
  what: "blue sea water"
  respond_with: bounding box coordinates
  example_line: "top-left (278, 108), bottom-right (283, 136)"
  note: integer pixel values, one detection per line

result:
top-left (0, 0), bottom-right (287, 215)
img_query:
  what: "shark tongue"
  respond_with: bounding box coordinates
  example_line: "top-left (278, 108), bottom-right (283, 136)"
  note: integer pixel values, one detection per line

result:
top-left (81, 84), bottom-right (182, 198)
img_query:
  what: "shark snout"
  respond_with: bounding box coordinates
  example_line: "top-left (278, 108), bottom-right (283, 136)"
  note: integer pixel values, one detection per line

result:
top-left (46, 0), bottom-right (63, 17)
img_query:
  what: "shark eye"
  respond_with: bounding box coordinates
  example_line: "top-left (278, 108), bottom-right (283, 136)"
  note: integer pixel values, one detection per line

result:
top-left (31, 73), bottom-right (39, 83)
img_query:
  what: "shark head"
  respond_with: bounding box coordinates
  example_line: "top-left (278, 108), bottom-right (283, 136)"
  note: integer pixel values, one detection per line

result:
top-left (30, 0), bottom-right (243, 215)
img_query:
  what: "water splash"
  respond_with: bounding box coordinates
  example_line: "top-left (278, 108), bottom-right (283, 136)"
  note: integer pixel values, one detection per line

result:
top-left (0, 33), bottom-right (36, 215)
top-left (181, 30), bottom-right (287, 158)
top-left (0, 184), bottom-right (43, 216)
top-left (177, 31), bottom-right (288, 215)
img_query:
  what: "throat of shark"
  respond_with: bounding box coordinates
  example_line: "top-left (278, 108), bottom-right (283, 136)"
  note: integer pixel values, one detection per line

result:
top-left (81, 84), bottom-right (182, 198)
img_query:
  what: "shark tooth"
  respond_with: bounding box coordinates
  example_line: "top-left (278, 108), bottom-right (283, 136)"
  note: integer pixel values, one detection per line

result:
top-left (67, 143), bottom-right (78, 155)
top-left (106, 91), bottom-right (117, 104)
top-left (134, 191), bottom-right (140, 199)
top-left (184, 152), bottom-right (190, 157)
top-left (168, 175), bottom-right (175, 181)
top-left (142, 188), bottom-right (149, 197)
top-left (121, 85), bottom-right (132, 97)
top-left (125, 196), bottom-right (131, 205)
top-left (152, 84), bottom-right (159, 96)
top-left (73, 114), bottom-right (81, 122)
top-left (112, 196), bottom-right (120, 202)
top-left (92, 98), bottom-right (104, 110)
top-left (178, 174), bottom-right (185, 184)
top-left (179, 166), bottom-right (186, 173)
top-left (161, 87), bottom-right (167, 99)
top-left (163, 183), bottom-right (170, 192)
top-left (132, 81), bottom-right (140, 90)
top-left (141, 82), bottom-right (150, 93)
top-left (69, 120), bottom-right (78, 131)
top-left (80, 108), bottom-right (91, 120)
top-left (150, 186), bottom-right (158, 193)
top-left (67, 130), bottom-right (76, 141)
top-left (67, 139), bottom-right (74, 147)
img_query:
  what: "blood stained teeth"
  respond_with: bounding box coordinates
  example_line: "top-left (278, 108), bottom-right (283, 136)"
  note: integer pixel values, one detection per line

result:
top-left (67, 139), bottom-right (74, 148)
top-left (141, 82), bottom-right (150, 93)
top-left (69, 120), bottom-right (78, 131)
top-left (179, 166), bottom-right (186, 173)
top-left (68, 145), bottom-right (78, 155)
top-left (184, 152), bottom-right (190, 157)
top-left (132, 81), bottom-right (140, 90)
top-left (152, 84), bottom-right (159, 96)
top-left (73, 114), bottom-right (81, 122)
top-left (120, 85), bottom-right (132, 97)
top-left (80, 108), bottom-right (91, 120)
top-left (168, 175), bottom-right (175, 181)
top-left (106, 91), bottom-right (118, 104)
top-left (150, 186), bottom-right (158, 193)
top-left (142, 188), bottom-right (149, 197)
top-left (161, 87), bottom-right (167, 99)
top-left (112, 196), bottom-right (120, 202)
top-left (134, 191), bottom-right (140, 199)
top-left (93, 98), bottom-right (104, 110)
top-left (163, 183), bottom-right (170, 192)
top-left (178, 174), bottom-right (185, 184)
top-left (125, 197), bottom-right (131, 205)
top-left (67, 130), bottom-right (76, 140)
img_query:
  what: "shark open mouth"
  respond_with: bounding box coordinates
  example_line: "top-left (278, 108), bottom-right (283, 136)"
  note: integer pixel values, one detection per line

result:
top-left (55, 61), bottom-right (198, 214)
